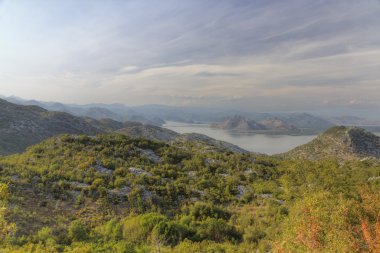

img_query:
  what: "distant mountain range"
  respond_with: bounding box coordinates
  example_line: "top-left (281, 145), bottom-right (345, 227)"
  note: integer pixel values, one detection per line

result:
top-left (284, 126), bottom-right (380, 160)
top-left (329, 116), bottom-right (380, 126)
top-left (0, 98), bottom-right (248, 155)
top-left (3, 96), bottom-right (164, 126)
top-left (3, 95), bottom-right (380, 134)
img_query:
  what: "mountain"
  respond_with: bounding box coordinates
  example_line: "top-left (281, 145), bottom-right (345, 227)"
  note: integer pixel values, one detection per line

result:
top-left (7, 96), bottom-right (380, 134)
top-left (83, 117), bottom-right (125, 132)
top-left (79, 107), bottom-right (124, 121)
top-left (259, 117), bottom-right (299, 132)
top-left (0, 97), bottom-right (248, 156)
top-left (212, 115), bottom-right (301, 133)
top-left (212, 115), bottom-right (267, 132)
top-left (284, 126), bottom-right (380, 160)
top-left (4, 97), bottom-right (168, 126)
top-left (126, 115), bottom-right (165, 126)
top-left (279, 113), bottom-right (333, 132)
top-left (329, 116), bottom-right (380, 126)
top-left (0, 99), bottom-right (102, 155)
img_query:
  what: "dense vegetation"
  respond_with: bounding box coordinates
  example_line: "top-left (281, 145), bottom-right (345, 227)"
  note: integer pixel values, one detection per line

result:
top-left (0, 133), bottom-right (379, 252)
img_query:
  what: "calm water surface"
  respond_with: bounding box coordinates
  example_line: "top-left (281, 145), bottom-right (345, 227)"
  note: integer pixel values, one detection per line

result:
top-left (163, 121), bottom-right (317, 155)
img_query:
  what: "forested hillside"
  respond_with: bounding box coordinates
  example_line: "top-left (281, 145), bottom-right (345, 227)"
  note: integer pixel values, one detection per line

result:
top-left (0, 132), bottom-right (378, 252)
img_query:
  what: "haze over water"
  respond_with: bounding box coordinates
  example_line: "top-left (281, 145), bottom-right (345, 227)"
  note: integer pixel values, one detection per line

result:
top-left (163, 121), bottom-right (317, 155)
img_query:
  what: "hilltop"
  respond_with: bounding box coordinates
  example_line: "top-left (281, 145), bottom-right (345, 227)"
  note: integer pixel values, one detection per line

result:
top-left (212, 115), bottom-right (301, 133)
top-left (284, 126), bottom-right (380, 160)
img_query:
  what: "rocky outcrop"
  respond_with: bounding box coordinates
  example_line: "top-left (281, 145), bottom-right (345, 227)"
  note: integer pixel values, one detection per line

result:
top-left (348, 128), bottom-right (380, 158)
top-left (284, 126), bottom-right (380, 160)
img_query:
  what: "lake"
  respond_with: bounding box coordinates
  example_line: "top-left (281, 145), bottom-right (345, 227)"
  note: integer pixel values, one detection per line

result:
top-left (163, 121), bottom-right (318, 155)
top-left (164, 122), bottom-right (380, 155)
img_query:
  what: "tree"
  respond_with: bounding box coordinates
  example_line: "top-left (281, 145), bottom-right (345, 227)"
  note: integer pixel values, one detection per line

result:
top-left (0, 183), bottom-right (16, 240)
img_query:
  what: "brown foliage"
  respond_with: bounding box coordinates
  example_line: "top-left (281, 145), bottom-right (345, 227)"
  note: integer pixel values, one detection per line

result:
top-left (360, 219), bottom-right (380, 252)
top-left (295, 208), bottom-right (322, 250)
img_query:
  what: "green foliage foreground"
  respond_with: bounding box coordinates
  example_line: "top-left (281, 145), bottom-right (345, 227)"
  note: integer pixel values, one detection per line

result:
top-left (0, 134), bottom-right (379, 252)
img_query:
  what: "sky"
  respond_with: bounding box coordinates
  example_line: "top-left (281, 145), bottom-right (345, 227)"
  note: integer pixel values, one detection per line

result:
top-left (0, 0), bottom-right (380, 115)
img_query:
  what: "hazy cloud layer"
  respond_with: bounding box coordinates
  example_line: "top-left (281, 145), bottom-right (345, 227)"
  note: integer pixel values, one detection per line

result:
top-left (0, 0), bottom-right (379, 113)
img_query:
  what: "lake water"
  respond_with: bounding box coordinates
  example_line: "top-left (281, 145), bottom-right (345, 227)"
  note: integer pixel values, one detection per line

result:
top-left (163, 121), bottom-right (318, 155)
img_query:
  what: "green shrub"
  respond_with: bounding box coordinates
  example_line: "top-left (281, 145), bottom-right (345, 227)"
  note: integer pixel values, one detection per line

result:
top-left (68, 220), bottom-right (90, 242)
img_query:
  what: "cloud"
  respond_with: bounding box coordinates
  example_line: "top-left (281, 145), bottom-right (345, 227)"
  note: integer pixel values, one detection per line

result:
top-left (119, 66), bottom-right (140, 73)
top-left (0, 0), bottom-right (379, 114)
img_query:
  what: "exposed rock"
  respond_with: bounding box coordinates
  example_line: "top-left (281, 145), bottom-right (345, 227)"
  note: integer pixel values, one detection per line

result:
top-left (10, 175), bottom-right (21, 182)
top-left (236, 185), bottom-right (247, 198)
top-left (109, 186), bottom-right (132, 197)
top-left (195, 189), bottom-right (205, 196)
top-left (142, 190), bottom-right (153, 200)
top-left (284, 126), bottom-right (380, 160)
top-left (129, 167), bottom-right (152, 176)
top-left (68, 181), bottom-right (90, 189)
top-left (244, 169), bottom-right (253, 174)
top-left (137, 148), bottom-right (161, 163)
top-left (204, 158), bottom-right (220, 165)
top-left (94, 161), bottom-right (113, 175)
top-left (135, 184), bottom-right (154, 200)
top-left (349, 128), bottom-right (380, 158)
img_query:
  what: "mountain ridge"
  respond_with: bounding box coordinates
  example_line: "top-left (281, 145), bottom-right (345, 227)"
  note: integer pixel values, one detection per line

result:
top-left (284, 126), bottom-right (380, 160)
top-left (0, 98), bottom-right (102, 155)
